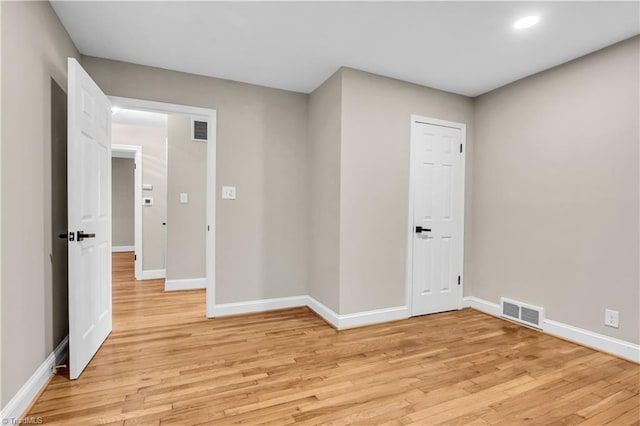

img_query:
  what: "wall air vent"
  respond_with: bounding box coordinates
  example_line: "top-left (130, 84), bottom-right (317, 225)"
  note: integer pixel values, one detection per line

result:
top-left (500, 297), bottom-right (544, 329)
top-left (192, 118), bottom-right (208, 142)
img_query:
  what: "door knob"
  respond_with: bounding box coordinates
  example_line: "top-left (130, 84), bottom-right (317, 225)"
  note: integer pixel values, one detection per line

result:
top-left (77, 231), bottom-right (95, 241)
top-left (415, 226), bottom-right (431, 233)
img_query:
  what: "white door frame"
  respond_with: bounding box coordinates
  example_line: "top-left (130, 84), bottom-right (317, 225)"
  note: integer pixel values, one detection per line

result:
top-left (111, 144), bottom-right (143, 280)
top-left (405, 114), bottom-right (466, 316)
top-left (109, 96), bottom-right (217, 318)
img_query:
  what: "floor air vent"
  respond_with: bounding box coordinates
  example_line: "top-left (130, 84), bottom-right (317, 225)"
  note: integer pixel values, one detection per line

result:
top-left (500, 297), bottom-right (544, 329)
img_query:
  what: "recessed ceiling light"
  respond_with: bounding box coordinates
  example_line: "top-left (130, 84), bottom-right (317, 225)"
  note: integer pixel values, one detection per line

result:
top-left (514, 15), bottom-right (540, 30)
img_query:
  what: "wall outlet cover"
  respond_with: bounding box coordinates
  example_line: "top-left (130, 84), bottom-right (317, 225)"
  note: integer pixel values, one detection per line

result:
top-left (605, 309), bottom-right (619, 328)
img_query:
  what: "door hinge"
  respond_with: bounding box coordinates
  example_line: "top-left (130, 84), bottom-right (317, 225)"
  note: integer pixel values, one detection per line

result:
top-left (134, 254), bottom-right (137, 261)
top-left (460, 143), bottom-right (463, 153)
top-left (457, 275), bottom-right (461, 285)
top-left (207, 225), bottom-right (210, 231)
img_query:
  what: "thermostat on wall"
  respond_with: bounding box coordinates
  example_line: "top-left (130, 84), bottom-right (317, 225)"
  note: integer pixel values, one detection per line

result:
top-left (143, 197), bottom-right (153, 206)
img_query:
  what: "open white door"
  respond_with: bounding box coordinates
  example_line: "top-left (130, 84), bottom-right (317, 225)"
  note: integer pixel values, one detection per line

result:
top-left (68, 58), bottom-right (112, 379)
top-left (409, 117), bottom-right (465, 317)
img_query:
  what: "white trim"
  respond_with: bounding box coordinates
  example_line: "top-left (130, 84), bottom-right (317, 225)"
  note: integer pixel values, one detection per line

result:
top-left (462, 296), bottom-right (501, 316)
top-left (205, 111), bottom-right (216, 318)
top-left (306, 297), bottom-right (408, 329)
top-left (109, 97), bottom-right (216, 317)
top-left (213, 296), bottom-right (308, 317)
top-left (112, 245), bottom-right (134, 253)
top-left (464, 296), bottom-right (640, 363)
top-left (165, 278), bottom-right (206, 291)
top-left (406, 115), bottom-right (466, 316)
top-left (111, 143), bottom-right (142, 280)
top-left (305, 297), bottom-right (341, 328)
top-left (337, 305), bottom-right (409, 329)
top-left (544, 319), bottom-right (640, 363)
top-left (213, 295), bottom-right (409, 330)
top-left (0, 336), bottom-right (68, 422)
top-left (141, 269), bottom-right (165, 280)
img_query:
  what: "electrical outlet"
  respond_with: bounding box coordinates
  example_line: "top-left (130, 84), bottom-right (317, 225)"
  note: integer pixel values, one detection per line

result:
top-left (604, 309), bottom-right (619, 328)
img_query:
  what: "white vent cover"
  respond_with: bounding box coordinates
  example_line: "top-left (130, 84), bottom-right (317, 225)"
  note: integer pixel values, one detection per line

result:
top-left (500, 297), bottom-right (544, 329)
top-left (191, 118), bottom-right (208, 142)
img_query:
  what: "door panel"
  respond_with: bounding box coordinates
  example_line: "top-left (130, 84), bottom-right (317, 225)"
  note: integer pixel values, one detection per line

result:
top-left (411, 121), bottom-right (464, 316)
top-left (68, 58), bottom-right (112, 379)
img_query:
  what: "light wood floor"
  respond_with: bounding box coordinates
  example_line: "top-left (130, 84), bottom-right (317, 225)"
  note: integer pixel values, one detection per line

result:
top-left (29, 252), bottom-right (639, 425)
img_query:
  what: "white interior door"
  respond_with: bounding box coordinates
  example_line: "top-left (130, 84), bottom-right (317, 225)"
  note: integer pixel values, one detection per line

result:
top-left (68, 58), bottom-right (112, 379)
top-left (410, 118), bottom-right (464, 316)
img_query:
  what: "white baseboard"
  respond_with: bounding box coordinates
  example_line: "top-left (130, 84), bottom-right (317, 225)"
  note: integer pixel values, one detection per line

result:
top-left (462, 296), bottom-right (501, 316)
top-left (305, 296), bottom-right (341, 328)
top-left (543, 319), bottom-right (640, 363)
top-left (215, 295), bottom-right (409, 330)
top-left (338, 305), bottom-right (410, 329)
top-left (463, 296), bottom-right (639, 363)
top-left (306, 296), bottom-right (408, 329)
top-left (0, 336), bottom-right (68, 422)
top-left (213, 296), bottom-right (308, 317)
top-left (141, 269), bottom-right (165, 280)
top-left (165, 278), bottom-right (206, 291)
top-left (112, 245), bottom-right (134, 253)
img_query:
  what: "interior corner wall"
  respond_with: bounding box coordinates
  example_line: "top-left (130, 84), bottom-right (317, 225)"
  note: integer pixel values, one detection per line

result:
top-left (473, 36), bottom-right (640, 344)
top-left (166, 115), bottom-right (206, 281)
top-left (0, 1), bottom-right (80, 408)
top-left (112, 123), bottom-right (168, 272)
top-left (307, 69), bottom-right (343, 312)
top-left (82, 56), bottom-right (309, 303)
top-left (338, 68), bottom-right (475, 315)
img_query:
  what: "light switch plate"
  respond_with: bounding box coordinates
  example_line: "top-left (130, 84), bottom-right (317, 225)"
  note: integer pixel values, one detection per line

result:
top-left (222, 186), bottom-right (236, 200)
top-left (180, 193), bottom-right (188, 204)
top-left (143, 183), bottom-right (153, 191)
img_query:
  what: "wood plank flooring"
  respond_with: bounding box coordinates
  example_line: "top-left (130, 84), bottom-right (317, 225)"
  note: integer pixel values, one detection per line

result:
top-left (28, 252), bottom-right (639, 425)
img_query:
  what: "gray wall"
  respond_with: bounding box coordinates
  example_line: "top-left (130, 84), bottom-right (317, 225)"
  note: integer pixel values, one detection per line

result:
top-left (82, 56), bottom-right (310, 302)
top-left (112, 123), bottom-right (168, 272)
top-left (0, 1), bottom-right (79, 407)
top-left (307, 70), bottom-right (342, 312)
top-left (166, 115), bottom-right (206, 280)
top-left (338, 68), bottom-right (475, 314)
top-left (473, 36), bottom-right (640, 344)
top-left (111, 158), bottom-right (134, 247)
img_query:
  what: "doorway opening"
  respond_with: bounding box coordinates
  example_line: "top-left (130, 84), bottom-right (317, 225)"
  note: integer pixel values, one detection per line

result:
top-left (111, 144), bottom-right (142, 280)
top-left (109, 97), bottom-right (216, 317)
top-left (50, 78), bottom-right (69, 352)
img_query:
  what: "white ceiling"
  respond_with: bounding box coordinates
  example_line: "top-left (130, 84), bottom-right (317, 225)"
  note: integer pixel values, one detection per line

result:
top-left (51, 1), bottom-right (639, 97)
